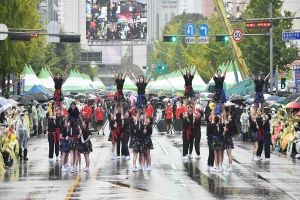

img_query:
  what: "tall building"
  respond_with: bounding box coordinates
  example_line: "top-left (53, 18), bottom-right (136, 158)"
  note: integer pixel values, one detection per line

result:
top-left (178, 0), bottom-right (202, 14)
top-left (39, 0), bottom-right (58, 25)
top-left (202, 0), bottom-right (216, 18)
top-left (57, 0), bottom-right (64, 26)
top-left (152, 0), bottom-right (179, 40)
top-left (223, 0), bottom-right (250, 18)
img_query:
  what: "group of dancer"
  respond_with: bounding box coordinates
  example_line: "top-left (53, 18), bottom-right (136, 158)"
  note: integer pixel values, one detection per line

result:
top-left (47, 62), bottom-right (272, 174)
top-left (109, 69), bottom-right (154, 171)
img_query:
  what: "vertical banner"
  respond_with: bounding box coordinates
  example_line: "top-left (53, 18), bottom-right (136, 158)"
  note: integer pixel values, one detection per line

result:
top-left (20, 79), bottom-right (25, 95)
top-left (293, 64), bottom-right (300, 93)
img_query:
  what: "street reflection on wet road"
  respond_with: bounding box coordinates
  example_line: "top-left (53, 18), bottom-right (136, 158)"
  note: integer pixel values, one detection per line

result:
top-left (1, 128), bottom-right (300, 200)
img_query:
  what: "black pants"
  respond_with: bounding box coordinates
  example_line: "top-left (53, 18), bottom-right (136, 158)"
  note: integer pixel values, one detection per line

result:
top-left (38, 120), bottom-right (43, 135)
top-left (194, 131), bottom-right (201, 156)
top-left (207, 137), bottom-right (214, 166)
top-left (257, 133), bottom-right (271, 158)
top-left (182, 132), bottom-right (194, 156)
top-left (116, 136), bottom-right (122, 156)
top-left (33, 125), bottom-right (37, 136)
top-left (48, 134), bottom-right (59, 158)
top-left (121, 132), bottom-right (130, 156)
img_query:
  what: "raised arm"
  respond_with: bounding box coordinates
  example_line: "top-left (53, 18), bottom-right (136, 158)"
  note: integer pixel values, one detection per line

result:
top-left (123, 70), bottom-right (127, 79)
top-left (146, 70), bottom-right (153, 83)
top-left (264, 73), bottom-right (270, 82)
top-left (112, 69), bottom-right (117, 79)
top-left (62, 65), bottom-right (70, 80)
top-left (131, 72), bottom-right (137, 83)
top-left (177, 63), bottom-right (184, 76)
top-left (223, 63), bottom-right (230, 77)
top-left (192, 66), bottom-right (197, 76)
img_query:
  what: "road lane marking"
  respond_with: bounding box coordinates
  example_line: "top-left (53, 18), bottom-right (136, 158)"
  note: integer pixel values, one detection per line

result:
top-left (64, 136), bottom-right (106, 199)
top-left (65, 174), bottom-right (81, 200)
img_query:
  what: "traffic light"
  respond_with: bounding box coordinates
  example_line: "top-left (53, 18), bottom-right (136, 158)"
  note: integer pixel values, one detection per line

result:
top-left (163, 35), bottom-right (177, 42)
top-left (281, 78), bottom-right (286, 89)
top-left (216, 35), bottom-right (230, 42)
top-left (59, 35), bottom-right (81, 42)
top-left (8, 33), bottom-right (31, 41)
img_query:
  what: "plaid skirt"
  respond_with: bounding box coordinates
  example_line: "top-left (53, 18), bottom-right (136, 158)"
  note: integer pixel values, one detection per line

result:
top-left (80, 141), bottom-right (93, 154)
top-left (69, 139), bottom-right (80, 151)
top-left (223, 135), bottom-right (234, 149)
top-left (212, 134), bottom-right (224, 150)
top-left (60, 139), bottom-right (70, 153)
top-left (129, 136), bottom-right (144, 153)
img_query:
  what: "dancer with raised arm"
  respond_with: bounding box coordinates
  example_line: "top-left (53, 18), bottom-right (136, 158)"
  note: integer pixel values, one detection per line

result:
top-left (213, 63), bottom-right (229, 110)
top-left (51, 65), bottom-right (69, 108)
top-left (250, 72), bottom-right (270, 108)
top-left (113, 69), bottom-right (127, 111)
top-left (131, 68), bottom-right (153, 112)
top-left (177, 63), bottom-right (197, 107)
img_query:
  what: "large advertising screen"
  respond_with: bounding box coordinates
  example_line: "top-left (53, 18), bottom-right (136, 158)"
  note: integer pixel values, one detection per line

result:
top-left (86, 0), bottom-right (147, 40)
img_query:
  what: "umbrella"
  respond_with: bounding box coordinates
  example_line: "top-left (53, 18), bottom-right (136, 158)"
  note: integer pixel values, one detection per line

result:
top-left (243, 94), bottom-right (253, 100)
top-left (20, 95), bottom-right (35, 105)
top-left (266, 95), bottom-right (280, 102)
top-left (75, 94), bottom-right (86, 100)
top-left (31, 93), bottom-right (48, 103)
top-left (284, 94), bottom-right (300, 104)
top-left (106, 92), bottom-right (115, 98)
top-left (286, 102), bottom-right (300, 109)
top-left (163, 98), bottom-right (170, 102)
top-left (228, 94), bottom-right (244, 102)
top-left (245, 98), bottom-right (254, 105)
top-left (225, 101), bottom-right (236, 107)
top-left (10, 95), bottom-right (21, 101)
top-left (277, 97), bottom-right (286, 104)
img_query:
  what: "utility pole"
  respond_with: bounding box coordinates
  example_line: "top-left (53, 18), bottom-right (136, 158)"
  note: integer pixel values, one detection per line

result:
top-left (269, 3), bottom-right (274, 94)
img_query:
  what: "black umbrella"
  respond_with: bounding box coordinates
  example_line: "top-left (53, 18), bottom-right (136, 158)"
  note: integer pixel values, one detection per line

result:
top-left (31, 93), bottom-right (48, 103)
top-left (228, 94), bottom-right (244, 103)
top-left (20, 95), bottom-right (35, 105)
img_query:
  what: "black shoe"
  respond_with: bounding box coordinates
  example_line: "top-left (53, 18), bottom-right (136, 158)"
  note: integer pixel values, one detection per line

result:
top-left (24, 157), bottom-right (29, 161)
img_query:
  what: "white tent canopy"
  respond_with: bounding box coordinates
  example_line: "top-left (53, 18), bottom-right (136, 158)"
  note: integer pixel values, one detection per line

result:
top-left (38, 68), bottom-right (54, 90)
top-left (21, 65), bottom-right (41, 92)
top-left (92, 77), bottom-right (105, 89)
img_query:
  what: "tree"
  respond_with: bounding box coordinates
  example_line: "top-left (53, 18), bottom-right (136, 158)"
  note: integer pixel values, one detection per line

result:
top-left (151, 13), bottom-right (232, 82)
top-left (238, 0), bottom-right (298, 74)
top-left (0, 0), bottom-right (43, 95)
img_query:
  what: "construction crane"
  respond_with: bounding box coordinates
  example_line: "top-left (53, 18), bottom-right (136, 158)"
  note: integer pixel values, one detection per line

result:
top-left (213, 0), bottom-right (250, 79)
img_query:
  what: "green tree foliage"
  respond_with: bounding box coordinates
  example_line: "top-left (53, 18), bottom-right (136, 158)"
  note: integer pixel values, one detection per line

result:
top-left (151, 13), bottom-right (232, 81)
top-left (238, 0), bottom-right (298, 74)
top-left (0, 0), bottom-right (43, 74)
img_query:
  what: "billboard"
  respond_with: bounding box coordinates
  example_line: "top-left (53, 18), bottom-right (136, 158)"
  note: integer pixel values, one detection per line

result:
top-left (86, 0), bottom-right (147, 40)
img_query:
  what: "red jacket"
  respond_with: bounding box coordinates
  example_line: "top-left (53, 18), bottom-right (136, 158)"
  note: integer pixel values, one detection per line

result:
top-left (81, 105), bottom-right (93, 119)
top-left (146, 105), bottom-right (154, 118)
top-left (165, 106), bottom-right (173, 120)
top-left (175, 105), bottom-right (186, 119)
top-left (95, 107), bottom-right (104, 121)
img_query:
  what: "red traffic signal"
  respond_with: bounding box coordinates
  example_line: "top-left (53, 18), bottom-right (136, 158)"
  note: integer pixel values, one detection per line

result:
top-left (246, 21), bottom-right (272, 29)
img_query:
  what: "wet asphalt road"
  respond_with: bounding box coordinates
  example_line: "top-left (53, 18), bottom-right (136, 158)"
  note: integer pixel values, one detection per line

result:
top-left (1, 126), bottom-right (300, 200)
